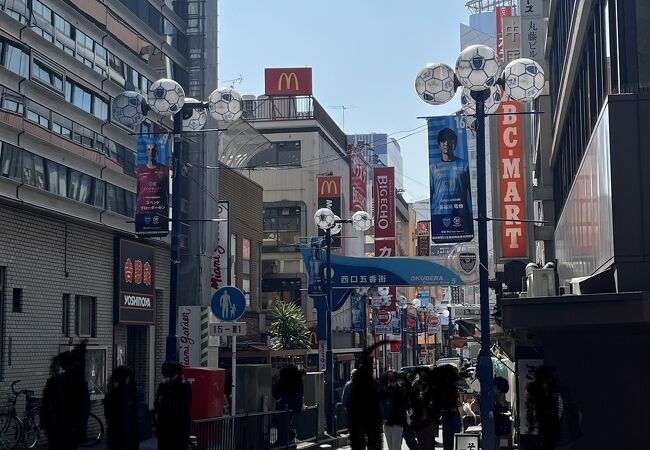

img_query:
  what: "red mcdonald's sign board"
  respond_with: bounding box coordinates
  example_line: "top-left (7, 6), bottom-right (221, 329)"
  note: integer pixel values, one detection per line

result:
top-left (317, 176), bottom-right (341, 199)
top-left (265, 68), bottom-right (313, 96)
top-left (373, 167), bottom-right (395, 239)
top-left (497, 99), bottom-right (527, 259)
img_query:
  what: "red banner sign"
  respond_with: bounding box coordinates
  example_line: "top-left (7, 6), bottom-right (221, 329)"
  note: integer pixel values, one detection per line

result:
top-left (497, 99), bottom-right (527, 258)
top-left (265, 68), bottom-right (313, 96)
top-left (349, 148), bottom-right (368, 213)
top-left (496, 6), bottom-right (512, 61)
top-left (373, 167), bottom-right (395, 239)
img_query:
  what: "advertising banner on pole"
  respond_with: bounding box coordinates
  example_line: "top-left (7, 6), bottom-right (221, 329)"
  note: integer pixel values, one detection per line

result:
top-left (209, 202), bottom-right (230, 345)
top-left (497, 100), bottom-right (528, 259)
top-left (351, 293), bottom-right (365, 331)
top-left (349, 147), bottom-right (368, 213)
top-left (178, 306), bottom-right (202, 367)
top-left (135, 133), bottom-right (170, 237)
top-left (373, 167), bottom-right (395, 239)
top-left (427, 116), bottom-right (474, 243)
top-left (307, 237), bottom-right (326, 296)
top-left (318, 176), bottom-right (342, 248)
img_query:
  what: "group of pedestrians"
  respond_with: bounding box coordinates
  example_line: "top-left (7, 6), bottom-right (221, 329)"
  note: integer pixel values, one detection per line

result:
top-left (39, 340), bottom-right (193, 450)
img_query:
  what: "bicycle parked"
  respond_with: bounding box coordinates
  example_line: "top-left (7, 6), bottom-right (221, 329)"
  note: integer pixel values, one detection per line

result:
top-left (0, 380), bottom-right (103, 449)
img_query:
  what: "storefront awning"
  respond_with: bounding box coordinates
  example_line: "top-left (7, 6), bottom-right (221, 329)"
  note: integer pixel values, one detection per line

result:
top-left (501, 291), bottom-right (650, 330)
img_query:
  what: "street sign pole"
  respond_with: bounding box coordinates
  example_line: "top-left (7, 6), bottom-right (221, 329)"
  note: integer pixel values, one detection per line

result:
top-left (232, 335), bottom-right (236, 415)
top-left (210, 286), bottom-right (247, 418)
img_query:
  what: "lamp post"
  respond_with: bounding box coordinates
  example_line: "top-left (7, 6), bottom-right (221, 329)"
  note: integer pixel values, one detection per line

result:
top-left (415, 47), bottom-right (545, 449)
top-left (113, 80), bottom-right (244, 363)
top-left (313, 208), bottom-right (372, 436)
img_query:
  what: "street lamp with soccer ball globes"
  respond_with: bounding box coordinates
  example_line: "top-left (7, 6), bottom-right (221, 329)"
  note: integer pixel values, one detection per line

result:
top-left (112, 79), bottom-right (244, 364)
top-left (414, 45), bottom-right (545, 450)
top-left (313, 208), bottom-right (372, 436)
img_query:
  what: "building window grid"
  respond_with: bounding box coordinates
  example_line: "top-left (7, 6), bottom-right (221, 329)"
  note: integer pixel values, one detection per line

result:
top-left (0, 140), bottom-right (134, 216)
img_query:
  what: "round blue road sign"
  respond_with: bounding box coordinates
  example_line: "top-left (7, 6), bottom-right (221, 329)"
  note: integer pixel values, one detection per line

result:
top-left (211, 286), bottom-right (246, 321)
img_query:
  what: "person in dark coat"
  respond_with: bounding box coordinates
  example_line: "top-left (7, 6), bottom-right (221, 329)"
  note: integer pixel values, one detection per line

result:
top-left (105, 366), bottom-right (139, 450)
top-left (155, 361), bottom-right (192, 450)
top-left (41, 340), bottom-right (91, 450)
top-left (272, 364), bottom-right (306, 447)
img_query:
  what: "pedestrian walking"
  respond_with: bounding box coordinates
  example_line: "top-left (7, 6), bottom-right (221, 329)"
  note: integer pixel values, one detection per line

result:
top-left (436, 365), bottom-right (462, 450)
top-left (526, 366), bottom-right (582, 450)
top-left (381, 371), bottom-right (408, 450)
top-left (348, 341), bottom-right (387, 450)
top-left (104, 366), bottom-right (139, 450)
top-left (407, 368), bottom-right (437, 450)
top-left (154, 361), bottom-right (192, 450)
top-left (41, 340), bottom-right (91, 450)
top-left (272, 364), bottom-right (306, 447)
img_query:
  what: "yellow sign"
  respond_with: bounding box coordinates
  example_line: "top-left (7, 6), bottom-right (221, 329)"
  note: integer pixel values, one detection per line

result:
top-left (278, 72), bottom-right (299, 92)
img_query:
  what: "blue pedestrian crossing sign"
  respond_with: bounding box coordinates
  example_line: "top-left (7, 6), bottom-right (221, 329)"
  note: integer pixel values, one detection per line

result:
top-left (211, 287), bottom-right (246, 322)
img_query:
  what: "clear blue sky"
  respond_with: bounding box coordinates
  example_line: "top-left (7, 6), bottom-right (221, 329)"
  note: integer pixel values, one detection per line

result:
top-left (218, 1), bottom-right (471, 202)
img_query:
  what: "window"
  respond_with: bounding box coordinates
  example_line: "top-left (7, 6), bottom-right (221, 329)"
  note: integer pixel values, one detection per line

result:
top-left (2, 41), bottom-right (29, 77)
top-left (46, 160), bottom-right (59, 195)
top-left (75, 295), bottom-right (96, 337)
top-left (248, 141), bottom-right (301, 168)
top-left (68, 169), bottom-right (81, 200)
top-left (93, 180), bottom-right (105, 208)
top-left (32, 61), bottom-right (63, 91)
top-left (33, 0), bottom-right (52, 22)
top-left (73, 83), bottom-right (91, 112)
top-left (12, 288), bottom-right (22, 312)
top-left (21, 151), bottom-right (34, 186)
top-left (0, 144), bottom-right (21, 181)
top-left (25, 101), bottom-right (50, 128)
top-left (52, 113), bottom-right (72, 138)
top-left (33, 155), bottom-right (45, 190)
top-left (263, 206), bottom-right (302, 246)
top-left (93, 97), bottom-right (108, 121)
top-left (242, 238), bottom-right (251, 308)
top-left (0, 90), bottom-right (23, 114)
top-left (54, 14), bottom-right (71, 37)
top-left (62, 294), bottom-right (70, 336)
top-left (230, 234), bottom-right (236, 286)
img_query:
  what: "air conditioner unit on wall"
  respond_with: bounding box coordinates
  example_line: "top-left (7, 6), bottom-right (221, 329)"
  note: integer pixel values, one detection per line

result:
top-left (526, 268), bottom-right (556, 297)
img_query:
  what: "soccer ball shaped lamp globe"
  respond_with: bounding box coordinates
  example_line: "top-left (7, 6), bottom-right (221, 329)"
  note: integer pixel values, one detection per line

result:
top-left (503, 58), bottom-right (545, 102)
top-left (182, 98), bottom-right (207, 131)
top-left (112, 91), bottom-right (147, 127)
top-left (455, 45), bottom-right (500, 91)
top-left (330, 216), bottom-right (343, 235)
top-left (414, 63), bottom-right (458, 105)
top-left (460, 85), bottom-right (503, 116)
top-left (148, 78), bottom-right (185, 116)
top-left (208, 87), bottom-right (243, 122)
top-left (351, 211), bottom-right (372, 231)
top-left (314, 208), bottom-right (336, 230)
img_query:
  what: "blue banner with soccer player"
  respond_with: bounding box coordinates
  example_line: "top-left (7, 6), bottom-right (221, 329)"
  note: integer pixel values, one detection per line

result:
top-left (307, 237), bottom-right (326, 296)
top-left (427, 115), bottom-right (474, 243)
top-left (135, 132), bottom-right (170, 237)
top-left (351, 294), bottom-right (365, 331)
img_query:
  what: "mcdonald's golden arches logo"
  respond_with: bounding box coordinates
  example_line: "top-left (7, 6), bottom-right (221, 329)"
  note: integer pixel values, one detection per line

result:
top-left (278, 72), bottom-right (299, 91)
top-left (265, 68), bottom-right (313, 96)
top-left (317, 176), bottom-right (341, 199)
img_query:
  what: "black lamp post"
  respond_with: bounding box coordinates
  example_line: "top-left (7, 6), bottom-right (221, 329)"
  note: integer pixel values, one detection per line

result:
top-left (313, 208), bottom-right (372, 436)
top-left (415, 46), bottom-right (546, 449)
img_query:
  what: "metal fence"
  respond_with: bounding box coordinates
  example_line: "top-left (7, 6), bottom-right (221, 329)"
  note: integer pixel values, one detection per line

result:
top-left (191, 405), bottom-right (320, 450)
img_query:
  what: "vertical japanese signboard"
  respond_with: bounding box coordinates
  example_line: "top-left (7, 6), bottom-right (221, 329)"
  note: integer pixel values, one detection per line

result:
top-left (116, 239), bottom-right (155, 325)
top-left (318, 176), bottom-right (342, 248)
top-left (496, 6), bottom-right (512, 61)
top-left (349, 146), bottom-right (368, 213)
top-left (497, 100), bottom-right (528, 258)
top-left (520, 0), bottom-right (546, 64)
top-left (417, 221), bottom-right (431, 257)
top-left (373, 167), bottom-right (397, 312)
top-left (135, 134), bottom-right (170, 237)
top-left (373, 167), bottom-right (395, 239)
top-left (502, 16), bottom-right (522, 63)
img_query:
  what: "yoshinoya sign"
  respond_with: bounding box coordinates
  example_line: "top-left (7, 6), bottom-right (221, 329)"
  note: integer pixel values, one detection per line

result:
top-left (373, 167), bottom-right (395, 239)
top-left (115, 239), bottom-right (155, 325)
top-left (265, 68), bottom-right (313, 96)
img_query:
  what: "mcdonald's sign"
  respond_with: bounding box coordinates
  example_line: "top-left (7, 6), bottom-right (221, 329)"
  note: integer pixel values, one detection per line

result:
top-left (317, 176), bottom-right (341, 248)
top-left (265, 68), bottom-right (313, 96)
